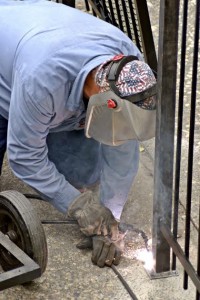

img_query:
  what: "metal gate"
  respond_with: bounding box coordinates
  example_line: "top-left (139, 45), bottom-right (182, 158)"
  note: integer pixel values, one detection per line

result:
top-left (84, 0), bottom-right (157, 74)
top-left (85, 0), bottom-right (200, 298)
top-left (152, 0), bottom-right (200, 299)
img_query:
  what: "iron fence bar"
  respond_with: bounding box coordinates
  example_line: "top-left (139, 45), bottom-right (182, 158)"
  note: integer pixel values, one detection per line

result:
top-left (101, 0), bottom-right (107, 12)
top-left (88, 0), bottom-right (112, 23)
top-left (127, 0), bottom-right (142, 53)
top-left (101, 0), bottom-right (110, 23)
top-left (152, 0), bottom-right (180, 273)
top-left (172, 0), bottom-right (189, 271)
top-left (134, 0), bottom-right (158, 73)
top-left (85, 0), bottom-right (90, 11)
top-left (197, 203), bottom-right (200, 300)
top-left (87, 1), bottom-right (156, 70)
top-left (107, 0), bottom-right (115, 25)
top-left (92, 8), bottom-right (97, 17)
top-left (160, 224), bottom-right (200, 293)
top-left (120, 1), bottom-right (132, 40)
top-left (87, 0), bottom-right (103, 18)
top-left (184, 0), bottom-right (200, 290)
top-left (61, 0), bottom-right (75, 7)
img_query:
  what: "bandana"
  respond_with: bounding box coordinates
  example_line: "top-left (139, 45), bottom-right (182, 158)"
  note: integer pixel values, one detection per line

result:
top-left (95, 57), bottom-right (156, 110)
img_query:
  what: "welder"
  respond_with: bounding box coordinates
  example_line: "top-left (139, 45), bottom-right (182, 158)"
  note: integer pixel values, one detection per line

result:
top-left (0, 0), bottom-right (156, 268)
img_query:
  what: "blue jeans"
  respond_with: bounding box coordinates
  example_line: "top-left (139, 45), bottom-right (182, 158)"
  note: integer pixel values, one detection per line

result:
top-left (47, 130), bottom-right (101, 189)
top-left (0, 115), bottom-right (8, 174)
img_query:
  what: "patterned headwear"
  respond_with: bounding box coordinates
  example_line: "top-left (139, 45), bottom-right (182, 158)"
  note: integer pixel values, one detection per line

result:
top-left (95, 57), bottom-right (156, 109)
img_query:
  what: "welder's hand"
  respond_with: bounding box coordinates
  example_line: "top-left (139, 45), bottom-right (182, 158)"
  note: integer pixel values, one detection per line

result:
top-left (91, 233), bottom-right (125, 267)
top-left (67, 191), bottom-right (119, 239)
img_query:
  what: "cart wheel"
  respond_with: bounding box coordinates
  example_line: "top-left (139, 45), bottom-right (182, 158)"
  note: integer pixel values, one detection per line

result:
top-left (0, 190), bottom-right (48, 274)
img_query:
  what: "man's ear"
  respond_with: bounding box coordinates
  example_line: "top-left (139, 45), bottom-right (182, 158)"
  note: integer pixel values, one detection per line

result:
top-left (83, 69), bottom-right (100, 99)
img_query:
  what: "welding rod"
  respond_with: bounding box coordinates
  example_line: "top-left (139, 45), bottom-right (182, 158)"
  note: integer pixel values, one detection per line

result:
top-left (41, 220), bottom-right (77, 224)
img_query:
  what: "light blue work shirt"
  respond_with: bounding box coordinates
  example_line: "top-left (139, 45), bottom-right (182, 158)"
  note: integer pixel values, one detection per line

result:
top-left (0, 0), bottom-right (141, 219)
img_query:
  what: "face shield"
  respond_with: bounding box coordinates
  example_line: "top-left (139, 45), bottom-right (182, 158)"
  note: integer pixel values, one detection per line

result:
top-left (85, 55), bottom-right (157, 146)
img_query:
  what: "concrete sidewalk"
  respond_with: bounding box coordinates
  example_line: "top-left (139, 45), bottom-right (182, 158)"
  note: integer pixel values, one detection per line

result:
top-left (0, 1), bottom-right (199, 299)
top-left (0, 142), bottom-right (196, 300)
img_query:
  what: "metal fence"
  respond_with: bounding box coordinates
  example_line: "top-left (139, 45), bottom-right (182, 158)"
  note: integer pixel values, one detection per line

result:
top-left (84, 0), bottom-right (200, 298)
top-left (153, 0), bottom-right (200, 299)
top-left (85, 0), bottom-right (157, 74)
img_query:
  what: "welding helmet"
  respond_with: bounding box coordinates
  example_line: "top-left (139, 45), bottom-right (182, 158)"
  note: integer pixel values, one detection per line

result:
top-left (85, 55), bottom-right (157, 146)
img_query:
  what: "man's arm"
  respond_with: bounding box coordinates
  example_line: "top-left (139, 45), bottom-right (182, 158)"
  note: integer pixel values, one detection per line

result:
top-left (7, 71), bottom-right (80, 213)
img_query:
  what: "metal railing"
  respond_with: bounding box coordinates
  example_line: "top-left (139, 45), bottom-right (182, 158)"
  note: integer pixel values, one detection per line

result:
top-left (85, 0), bottom-right (157, 74)
top-left (152, 0), bottom-right (200, 299)
top-left (85, 0), bottom-right (200, 298)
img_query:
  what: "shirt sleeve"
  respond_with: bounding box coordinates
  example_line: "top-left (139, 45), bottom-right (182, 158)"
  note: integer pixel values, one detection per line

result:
top-left (100, 140), bottom-right (139, 220)
top-left (7, 71), bottom-right (80, 213)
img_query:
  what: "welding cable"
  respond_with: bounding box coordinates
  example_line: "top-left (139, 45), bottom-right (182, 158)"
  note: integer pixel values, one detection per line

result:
top-left (25, 193), bottom-right (149, 250)
top-left (111, 264), bottom-right (139, 300)
top-left (24, 194), bottom-right (149, 247)
top-left (24, 193), bottom-right (146, 299)
top-left (40, 219), bottom-right (147, 299)
top-left (41, 219), bottom-right (141, 299)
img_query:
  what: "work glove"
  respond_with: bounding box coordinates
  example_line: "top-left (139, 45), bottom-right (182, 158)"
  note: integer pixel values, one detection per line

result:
top-left (67, 191), bottom-right (119, 240)
top-left (76, 233), bottom-right (125, 268)
top-left (91, 233), bottom-right (125, 267)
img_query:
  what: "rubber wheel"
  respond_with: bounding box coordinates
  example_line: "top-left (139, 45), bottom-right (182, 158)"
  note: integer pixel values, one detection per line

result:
top-left (0, 190), bottom-right (48, 274)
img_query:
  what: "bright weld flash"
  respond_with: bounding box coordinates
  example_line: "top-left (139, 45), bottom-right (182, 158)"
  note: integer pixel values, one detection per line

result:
top-left (135, 249), bottom-right (155, 271)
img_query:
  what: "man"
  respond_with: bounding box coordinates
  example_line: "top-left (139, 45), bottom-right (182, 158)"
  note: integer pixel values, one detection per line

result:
top-left (0, 0), bottom-right (156, 267)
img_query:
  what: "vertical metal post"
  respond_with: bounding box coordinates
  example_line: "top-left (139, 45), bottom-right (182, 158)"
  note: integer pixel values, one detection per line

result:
top-left (61, 0), bottom-right (75, 7)
top-left (172, 0), bottom-right (188, 271)
top-left (84, 0), bottom-right (90, 11)
top-left (114, 0), bottom-right (123, 31)
top-left (152, 0), bottom-right (180, 273)
top-left (107, 0), bottom-right (115, 25)
top-left (121, 1), bottom-right (132, 39)
top-left (197, 203), bottom-right (200, 300)
top-left (127, 0), bottom-right (143, 53)
top-left (134, 0), bottom-right (158, 73)
top-left (184, 0), bottom-right (199, 289)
